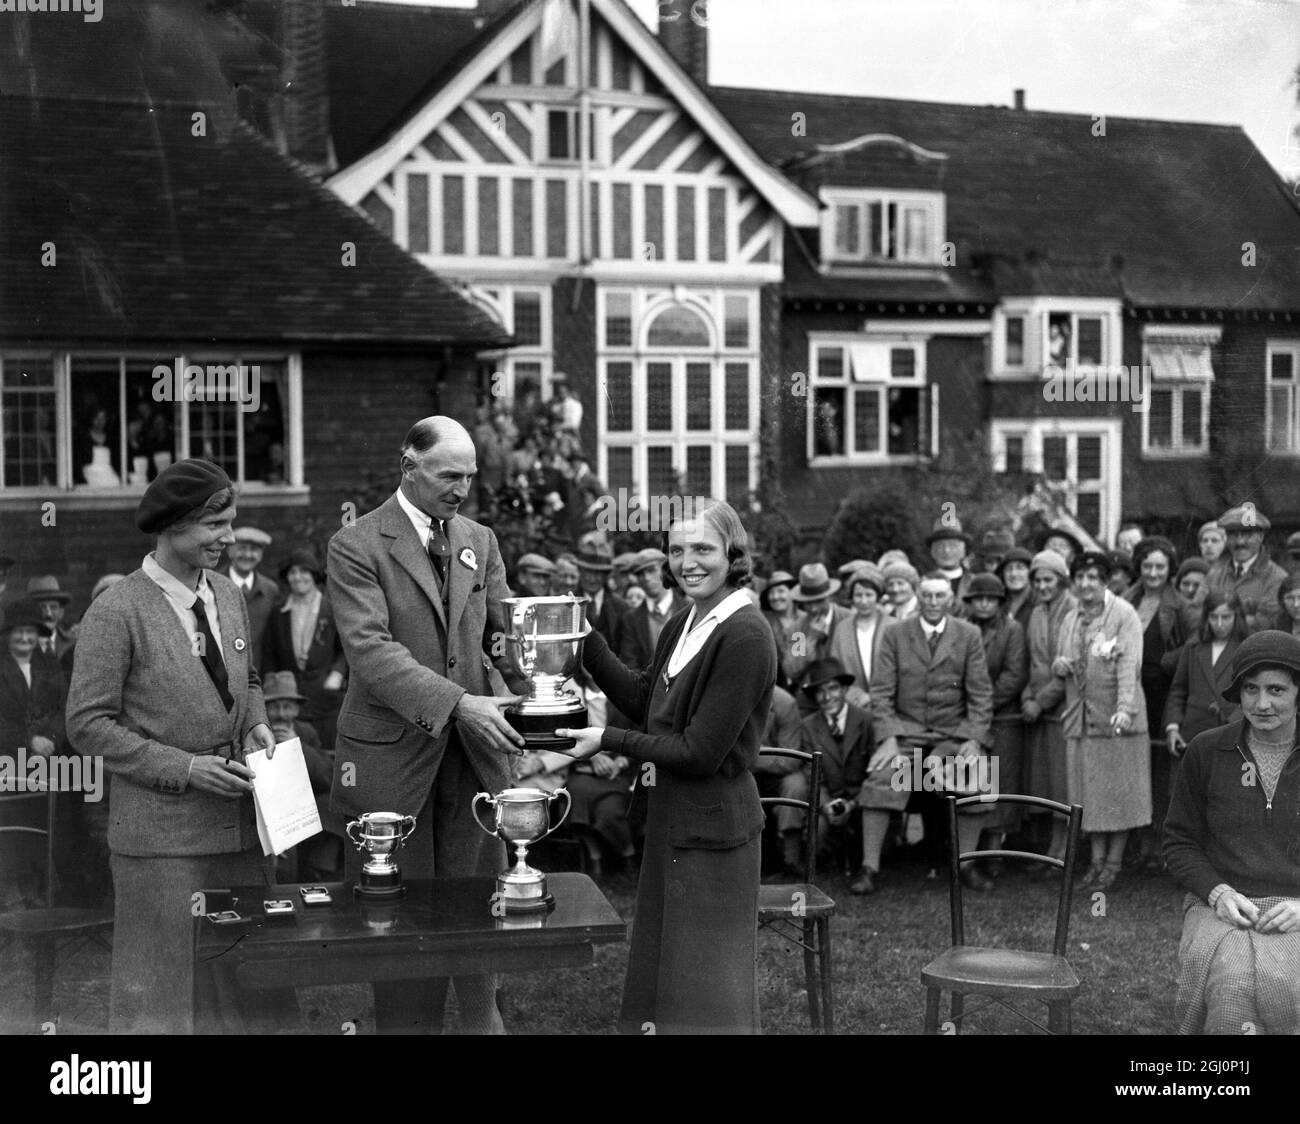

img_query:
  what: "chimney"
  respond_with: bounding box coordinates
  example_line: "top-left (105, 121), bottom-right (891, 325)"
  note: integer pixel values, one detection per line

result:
top-left (658, 4), bottom-right (709, 87)
top-left (280, 0), bottom-right (335, 176)
top-left (1013, 88), bottom-right (1026, 111)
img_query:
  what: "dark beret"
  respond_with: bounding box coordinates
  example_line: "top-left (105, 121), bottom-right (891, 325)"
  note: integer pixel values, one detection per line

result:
top-left (1224, 630), bottom-right (1300, 703)
top-left (136, 459), bottom-right (232, 534)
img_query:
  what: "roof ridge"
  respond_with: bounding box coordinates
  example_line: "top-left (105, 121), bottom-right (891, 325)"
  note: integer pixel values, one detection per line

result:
top-left (707, 84), bottom-right (1248, 134)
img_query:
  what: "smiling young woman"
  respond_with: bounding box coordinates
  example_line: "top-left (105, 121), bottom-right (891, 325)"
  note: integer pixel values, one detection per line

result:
top-left (555, 498), bottom-right (776, 1033)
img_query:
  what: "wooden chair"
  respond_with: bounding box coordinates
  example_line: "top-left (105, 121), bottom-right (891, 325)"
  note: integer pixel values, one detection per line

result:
top-left (757, 747), bottom-right (836, 1033)
top-left (921, 793), bottom-right (1084, 1034)
top-left (0, 784), bottom-right (114, 1022)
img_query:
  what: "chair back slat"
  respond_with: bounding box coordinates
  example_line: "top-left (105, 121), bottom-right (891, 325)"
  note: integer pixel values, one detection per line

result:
top-left (756, 747), bottom-right (823, 884)
top-left (947, 793), bottom-right (1085, 953)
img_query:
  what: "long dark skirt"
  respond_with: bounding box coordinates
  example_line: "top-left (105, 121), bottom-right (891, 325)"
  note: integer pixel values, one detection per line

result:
top-left (618, 782), bottom-right (760, 1035)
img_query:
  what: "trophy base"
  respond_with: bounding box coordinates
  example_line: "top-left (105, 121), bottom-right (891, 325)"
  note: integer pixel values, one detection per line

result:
top-left (353, 866), bottom-right (406, 899)
top-left (495, 869), bottom-right (556, 913)
top-left (506, 703), bottom-right (588, 751)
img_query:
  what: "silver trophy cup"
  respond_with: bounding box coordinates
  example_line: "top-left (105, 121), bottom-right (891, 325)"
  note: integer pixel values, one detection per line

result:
top-left (499, 595), bottom-right (588, 749)
top-left (472, 787), bottom-right (571, 912)
top-left (345, 811), bottom-right (417, 898)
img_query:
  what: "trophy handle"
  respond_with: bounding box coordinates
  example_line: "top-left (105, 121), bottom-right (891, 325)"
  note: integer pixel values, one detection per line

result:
top-left (540, 787), bottom-right (571, 841)
top-left (399, 815), bottom-right (417, 842)
top-left (345, 819), bottom-right (365, 850)
top-left (471, 792), bottom-right (498, 838)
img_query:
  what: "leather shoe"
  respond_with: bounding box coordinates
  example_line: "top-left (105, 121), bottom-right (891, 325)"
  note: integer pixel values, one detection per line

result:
top-left (849, 866), bottom-right (877, 895)
top-left (960, 864), bottom-right (994, 893)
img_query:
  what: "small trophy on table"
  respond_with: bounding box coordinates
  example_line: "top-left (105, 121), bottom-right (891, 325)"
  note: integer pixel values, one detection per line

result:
top-left (472, 788), bottom-right (571, 913)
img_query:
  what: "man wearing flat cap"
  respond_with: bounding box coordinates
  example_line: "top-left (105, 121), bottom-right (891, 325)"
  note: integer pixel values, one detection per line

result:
top-left (618, 548), bottom-right (685, 671)
top-left (225, 526), bottom-right (281, 672)
top-left (515, 553), bottom-right (556, 598)
top-left (327, 416), bottom-right (526, 1033)
top-left (66, 458), bottom-right (276, 1033)
top-left (1206, 505), bottom-right (1287, 635)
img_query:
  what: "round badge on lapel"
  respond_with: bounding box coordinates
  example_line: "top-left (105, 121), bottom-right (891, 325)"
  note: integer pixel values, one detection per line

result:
top-left (234, 638), bottom-right (246, 651)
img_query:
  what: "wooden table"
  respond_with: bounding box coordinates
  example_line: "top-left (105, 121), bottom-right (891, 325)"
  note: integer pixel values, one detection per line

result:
top-left (193, 873), bottom-right (626, 1032)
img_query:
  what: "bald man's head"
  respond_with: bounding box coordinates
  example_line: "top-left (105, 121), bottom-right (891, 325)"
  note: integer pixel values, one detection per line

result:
top-left (401, 415), bottom-right (473, 459)
top-left (400, 416), bottom-right (478, 521)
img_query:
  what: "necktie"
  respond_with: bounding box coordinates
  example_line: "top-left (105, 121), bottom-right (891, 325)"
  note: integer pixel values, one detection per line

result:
top-left (191, 595), bottom-right (233, 710)
top-left (928, 631), bottom-right (940, 656)
top-left (1234, 564), bottom-right (1244, 580)
top-left (427, 520), bottom-right (450, 586)
top-left (42, 637), bottom-right (53, 655)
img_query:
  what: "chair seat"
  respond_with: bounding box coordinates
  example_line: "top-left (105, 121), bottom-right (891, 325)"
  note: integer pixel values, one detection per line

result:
top-left (0, 907), bottom-right (114, 937)
top-left (757, 883), bottom-right (836, 920)
top-left (922, 946), bottom-right (1080, 998)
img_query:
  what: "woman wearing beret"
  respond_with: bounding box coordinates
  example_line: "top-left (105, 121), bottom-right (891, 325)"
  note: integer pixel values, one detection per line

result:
top-left (66, 458), bottom-right (276, 1033)
top-left (1164, 630), bottom-right (1300, 1034)
top-left (996, 547), bottom-right (1035, 635)
top-left (557, 498), bottom-right (775, 1033)
top-left (263, 549), bottom-right (346, 752)
top-left (1055, 551), bottom-right (1151, 890)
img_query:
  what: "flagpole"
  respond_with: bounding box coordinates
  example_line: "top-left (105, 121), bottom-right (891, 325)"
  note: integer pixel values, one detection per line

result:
top-left (577, 0), bottom-right (591, 267)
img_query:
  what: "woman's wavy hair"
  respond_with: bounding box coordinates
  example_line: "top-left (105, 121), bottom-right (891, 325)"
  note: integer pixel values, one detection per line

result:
top-left (1132, 535), bottom-right (1178, 574)
top-left (660, 497), bottom-right (753, 591)
top-left (1198, 590), bottom-right (1247, 644)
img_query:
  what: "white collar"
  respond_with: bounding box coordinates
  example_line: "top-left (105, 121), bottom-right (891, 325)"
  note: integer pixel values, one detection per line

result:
top-left (395, 487), bottom-right (444, 546)
top-left (1233, 553), bottom-right (1259, 574)
top-left (228, 567), bottom-right (253, 590)
top-left (920, 616), bottom-right (946, 637)
top-left (144, 552), bottom-right (210, 606)
top-left (665, 589), bottom-right (750, 679)
top-left (650, 589), bottom-right (675, 616)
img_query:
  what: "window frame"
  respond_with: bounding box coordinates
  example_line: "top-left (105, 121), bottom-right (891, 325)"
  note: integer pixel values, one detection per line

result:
top-left (990, 299), bottom-right (1123, 379)
top-left (1265, 339), bottom-right (1300, 456)
top-left (819, 188), bottom-right (945, 266)
top-left (1139, 330), bottom-right (1216, 459)
top-left (0, 349), bottom-right (305, 500)
top-left (805, 333), bottom-right (931, 466)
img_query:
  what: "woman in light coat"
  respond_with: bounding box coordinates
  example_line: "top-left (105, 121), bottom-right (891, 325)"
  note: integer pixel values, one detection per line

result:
top-left (1055, 551), bottom-right (1150, 890)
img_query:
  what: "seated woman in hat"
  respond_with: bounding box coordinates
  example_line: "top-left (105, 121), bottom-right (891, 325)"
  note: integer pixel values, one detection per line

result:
top-left (263, 549), bottom-right (346, 753)
top-left (1164, 630), bottom-right (1300, 1034)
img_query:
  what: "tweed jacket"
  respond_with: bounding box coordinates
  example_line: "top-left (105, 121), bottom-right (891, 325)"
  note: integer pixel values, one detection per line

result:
top-left (784, 603), bottom-right (853, 686)
top-left (237, 570), bottom-right (281, 673)
top-left (1162, 638), bottom-right (1241, 741)
top-left (1057, 590), bottom-right (1149, 737)
top-left (1021, 591), bottom-right (1077, 714)
top-left (326, 494), bottom-right (520, 820)
top-left (827, 610), bottom-right (894, 709)
top-left (871, 614), bottom-right (993, 748)
top-left (1207, 553), bottom-right (1288, 635)
top-left (0, 650), bottom-right (65, 753)
top-left (797, 703), bottom-right (871, 801)
top-left (65, 568), bottom-right (267, 857)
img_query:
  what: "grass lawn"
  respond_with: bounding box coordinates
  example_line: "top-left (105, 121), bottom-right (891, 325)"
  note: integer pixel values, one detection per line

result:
top-left (0, 852), bottom-right (1187, 1035)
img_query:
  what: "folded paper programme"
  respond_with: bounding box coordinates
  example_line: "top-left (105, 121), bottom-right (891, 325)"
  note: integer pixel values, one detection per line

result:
top-left (247, 738), bottom-right (322, 856)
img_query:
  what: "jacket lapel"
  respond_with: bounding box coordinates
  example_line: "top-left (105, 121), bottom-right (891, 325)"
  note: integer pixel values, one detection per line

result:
top-left (1212, 639), bottom-right (1238, 694)
top-left (446, 517), bottom-right (472, 638)
top-left (383, 497), bottom-right (447, 630)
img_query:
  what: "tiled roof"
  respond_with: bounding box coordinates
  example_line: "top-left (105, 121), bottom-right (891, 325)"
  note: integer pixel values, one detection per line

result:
top-left (0, 95), bottom-right (510, 347)
top-left (710, 86), bottom-right (1300, 310)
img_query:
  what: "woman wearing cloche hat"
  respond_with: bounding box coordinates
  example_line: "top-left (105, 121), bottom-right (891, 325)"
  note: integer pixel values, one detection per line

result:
top-left (1164, 630), bottom-right (1300, 1033)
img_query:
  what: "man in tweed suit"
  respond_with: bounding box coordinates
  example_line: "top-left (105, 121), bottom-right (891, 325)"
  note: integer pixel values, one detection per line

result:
top-left (328, 416), bottom-right (525, 1034)
top-left (67, 459), bottom-right (276, 1034)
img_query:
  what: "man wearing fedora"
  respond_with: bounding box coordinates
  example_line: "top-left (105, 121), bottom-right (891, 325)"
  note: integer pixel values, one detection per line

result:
top-left (785, 563), bottom-right (852, 714)
top-left (926, 516), bottom-right (973, 601)
top-left (868, 572), bottom-right (995, 891)
top-left (617, 548), bottom-right (686, 671)
top-left (1206, 504), bottom-right (1287, 635)
top-left (326, 416), bottom-right (526, 1034)
top-left (224, 526), bottom-right (281, 673)
top-left (66, 458), bottom-right (277, 1033)
top-left (796, 658), bottom-right (874, 892)
top-left (574, 533), bottom-right (626, 648)
top-left (26, 575), bottom-right (77, 669)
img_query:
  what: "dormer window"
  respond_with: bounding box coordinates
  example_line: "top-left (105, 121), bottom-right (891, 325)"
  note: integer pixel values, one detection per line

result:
top-left (822, 189), bottom-right (944, 265)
